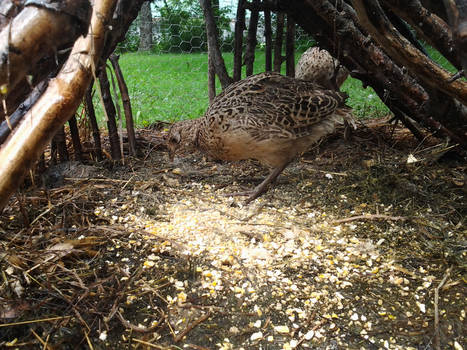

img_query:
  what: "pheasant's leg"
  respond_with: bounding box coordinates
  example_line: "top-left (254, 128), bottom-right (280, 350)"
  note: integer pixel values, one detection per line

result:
top-left (244, 162), bottom-right (290, 204)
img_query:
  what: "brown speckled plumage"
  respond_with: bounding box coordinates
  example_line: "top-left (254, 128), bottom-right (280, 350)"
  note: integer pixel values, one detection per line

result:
top-left (167, 72), bottom-right (352, 203)
top-left (295, 47), bottom-right (349, 90)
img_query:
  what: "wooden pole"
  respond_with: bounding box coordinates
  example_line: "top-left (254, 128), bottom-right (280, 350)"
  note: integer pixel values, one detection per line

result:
top-left (285, 14), bottom-right (296, 77)
top-left (244, 0), bottom-right (260, 76)
top-left (68, 114), bottom-right (83, 161)
top-left (273, 13), bottom-right (285, 72)
top-left (98, 67), bottom-right (121, 160)
top-left (233, 0), bottom-right (246, 81)
top-left (109, 54), bottom-right (137, 156)
top-left (84, 83), bottom-right (103, 161)
top-left (264, 9), bottom-right (273, 72)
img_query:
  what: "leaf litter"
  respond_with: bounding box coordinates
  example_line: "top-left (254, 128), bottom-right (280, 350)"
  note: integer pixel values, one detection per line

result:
top-left (0, 118), bottom-right (465, 349)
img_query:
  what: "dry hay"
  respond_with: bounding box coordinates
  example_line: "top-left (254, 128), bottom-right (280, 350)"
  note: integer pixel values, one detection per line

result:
top-left (0, 118), bottom-right (465, 349)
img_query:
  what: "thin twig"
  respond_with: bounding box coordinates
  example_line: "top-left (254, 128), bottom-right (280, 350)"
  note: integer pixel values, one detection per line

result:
top-left (132, 338), bottom-right (169, 349)
top-left (174, 311), bottom-right (212, 343)
top-left (0, 316), bottom-right (72, 328)
top-left (84, 331), bottom-right (94, 350)
top-left (434, 267), bottom-right (452, 350)
top-left (332, 214), bottom-right (408, 224)
top-left (116, 312), bottom-right (160, 333)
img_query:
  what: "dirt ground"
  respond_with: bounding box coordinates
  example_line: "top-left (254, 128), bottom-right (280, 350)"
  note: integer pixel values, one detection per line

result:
top-left (0, 119), bottom-right (466, 349)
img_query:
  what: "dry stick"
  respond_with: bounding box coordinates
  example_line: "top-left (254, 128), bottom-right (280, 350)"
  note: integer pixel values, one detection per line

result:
top-left (98, 67), bottom-right (121, 160)
top-left (110, 54), bottom-right (137, 156)
top-left (53, 125), bottom-right (69, 162)
top-left (84, 82), bottom-right (103, 161)
top-left (285, 14), bottom-right (295, 77)
top-left (332, 214), bottom-right (408, 224)
top-left (434, 267), bottom-right (452, 350)
top-left (116, 312), bottom-right (161, 333)
top-left (273, 12), bottom-right (285, 72)
top-left (0, 316), bottom-right (72, 328)
top-left (264, 9), bottom-right (273, 71)
top-left (207, 40), bottom-right (216, 103)
top-left (107, 62), bottom-right (125, 161)
top-left (174, 311), bottom-right (212, 343)
top-left (68, 114), bottom-right (83, 161)
top-left (233, 0), bottom-right (246, 81)
top-left (199, 0), bottom-right (232, 88)
top-left (244, 0), bottom-right (260, 76)
top-left (132, 338), bottom-right (169, 349)
top-left (84, 331), bottom-right (94, 350)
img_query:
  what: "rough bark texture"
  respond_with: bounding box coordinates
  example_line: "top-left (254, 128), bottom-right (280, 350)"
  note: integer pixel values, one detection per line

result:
top-left (0, 0), bottom-right (117, 211)
top-left (264, 9), bottom-right (273, 72)
top-left (383, 0), bottom-right (460, 69)
top-left (245, 0), bottom-right (260, 76)
top-left (85, 83), bottom-right (103, 161)
top-left (285, 15), bottom-right (295, 77)
top-left (353, 0), bottom-right (467, 105)
top-left (109, 54), bottom-right (137, 156)
top-left (0, 1), bottom-right (91, 120)
top-left (233, 0), bottom-right (246, 81)
top-left (199, 0), bottom-right (233, 88)
top-left (138, 1), bottom-right (153, 51)
top-left (443, 0), bottom-right (467, 74)
top-left (68, 114), bottom-right (83, 161)
top-left (273, 12), bottom-right (285, 72)
top-left (98, 68), bottom-right (121, 160)
top-left (276, 0), bottom-right (466, 147)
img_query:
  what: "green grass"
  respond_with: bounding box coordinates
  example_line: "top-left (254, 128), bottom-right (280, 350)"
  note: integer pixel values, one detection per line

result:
top-left (106, 49), bottom-right (452, 126)
top-left (99, 44), bottom-right (460, 126)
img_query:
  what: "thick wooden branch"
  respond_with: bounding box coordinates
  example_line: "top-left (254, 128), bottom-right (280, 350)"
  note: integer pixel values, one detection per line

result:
top-left (443, 0), bottom-right (467, 74)
top-left (279, 0), bottom-right (467, 147)
top-left (0, 0), bottom-right (117, 212)
top-left (0, 1), bottom-right (91, 101)
top-left (382, 0), bottom-right (460, 69)
top-left (353, 0), bottom-right (467, 105)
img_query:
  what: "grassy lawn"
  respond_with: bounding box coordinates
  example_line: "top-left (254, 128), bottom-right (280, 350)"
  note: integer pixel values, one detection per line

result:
top-left (99, 44), bottom-right (459, 127)
top-left (111, 51), bottom-right (392, 126)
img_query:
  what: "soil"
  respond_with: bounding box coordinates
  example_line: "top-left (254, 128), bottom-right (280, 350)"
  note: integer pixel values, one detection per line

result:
top-left (0, 118), bottom-right (465, 349)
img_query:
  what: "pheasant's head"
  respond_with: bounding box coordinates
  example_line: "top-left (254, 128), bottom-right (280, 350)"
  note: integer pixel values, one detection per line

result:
top-left (166, 119), bottom-right (199, 161)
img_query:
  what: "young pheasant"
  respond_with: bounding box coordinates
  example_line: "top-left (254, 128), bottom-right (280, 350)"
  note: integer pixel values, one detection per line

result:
top-left (167, 72), bottom-right (352, 203)
top-left (295, 47), bottom-right (349, 90)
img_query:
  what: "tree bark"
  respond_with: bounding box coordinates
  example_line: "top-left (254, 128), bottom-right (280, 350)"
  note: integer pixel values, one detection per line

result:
top-left (84, 83), bottom-right (103, 161)
top-left (138, 1), bottom-right (153, 51)
top-left (244, 0), bottom-right (260, 76)
top-left (0, 1), bottom-right (91, 105)
top-left (109, 54), bottom-right (137, 156)
top-left (353, 0), bottom-right (467, 105)
top-left (277, 0), bottom-right (466, 147)
top-left (273, 12), bottom-right (285, 72)
top-left (53, 126), bottom-right (69, 162)
top-left (68, 114), bottom-right (83, 161)
top-left (199, 0), bottom-right (233, 89)
top-left (0, 0), bottom-right (118, 212)
top-left (285, 15), bottom-right (295, 77)
top-left (382, 0), bottom-right (460, 69)
top-left (233, 0), bottom-right (246, 81)
top-left (443, 0), bottom-right (467, 74)
top-left (98, 67), bottom-right (121, 160)
top-left (264, 9), bottom-right (273, 72)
